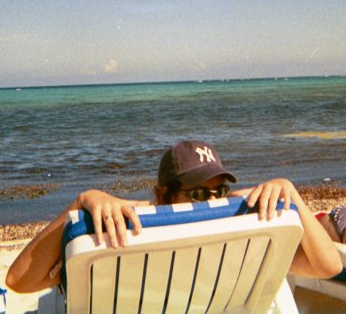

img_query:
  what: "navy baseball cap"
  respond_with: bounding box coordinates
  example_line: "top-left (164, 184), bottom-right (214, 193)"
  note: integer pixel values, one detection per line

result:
top-left (158, 140), bottom-right (237, 186)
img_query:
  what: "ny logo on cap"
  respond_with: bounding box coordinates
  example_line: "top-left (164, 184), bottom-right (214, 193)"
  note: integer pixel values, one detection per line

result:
top-left (195, 146), bottom-right (216, 163)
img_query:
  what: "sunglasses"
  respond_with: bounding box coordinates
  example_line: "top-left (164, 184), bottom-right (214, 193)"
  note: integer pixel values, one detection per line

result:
top-left (180, 184), bottom-right (230, 202)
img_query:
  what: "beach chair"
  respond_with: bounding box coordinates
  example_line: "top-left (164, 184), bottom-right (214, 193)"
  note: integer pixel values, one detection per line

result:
top-left (61, 197), bottom-right (303, 314)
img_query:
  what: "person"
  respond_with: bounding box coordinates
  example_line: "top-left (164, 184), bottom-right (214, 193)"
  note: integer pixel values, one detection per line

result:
top-left (6, 140), bottom-right (343, 293)
top-left (315, 206), bottom-right (346, 244)
top-left (314, 206), bottom-right (346, 283)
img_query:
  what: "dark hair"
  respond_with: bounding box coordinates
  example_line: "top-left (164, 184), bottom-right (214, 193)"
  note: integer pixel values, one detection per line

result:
top-left (154, 179), bottom-right (182, 205)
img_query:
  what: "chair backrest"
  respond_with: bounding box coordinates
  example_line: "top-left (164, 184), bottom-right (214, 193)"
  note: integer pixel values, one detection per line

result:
top-left (62, 197), bottom-right (303, 314)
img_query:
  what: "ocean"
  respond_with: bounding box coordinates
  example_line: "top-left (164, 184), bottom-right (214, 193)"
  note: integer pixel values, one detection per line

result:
top-left (1, 76), bottom-right (346, 224)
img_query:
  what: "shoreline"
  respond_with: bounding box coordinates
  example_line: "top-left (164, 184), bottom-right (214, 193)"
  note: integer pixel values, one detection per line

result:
top-left (1, 183), bottom-right (345, 246)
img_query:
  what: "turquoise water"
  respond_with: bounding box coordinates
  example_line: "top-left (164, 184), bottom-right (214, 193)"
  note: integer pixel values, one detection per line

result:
top-left (1, 76), bottom-right (346, 223)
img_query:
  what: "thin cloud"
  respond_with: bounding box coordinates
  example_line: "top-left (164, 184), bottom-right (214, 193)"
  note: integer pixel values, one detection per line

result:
top-left (306, 46), bottom-right (320, 62)
top-left (191, 61), bottom-right (207, 71)
top-left (80, 68), bottom-right (97, 75)
top-left (104, 59), bottom-right (119, 73)
top-left (0, 31), bottom-right (57, 44)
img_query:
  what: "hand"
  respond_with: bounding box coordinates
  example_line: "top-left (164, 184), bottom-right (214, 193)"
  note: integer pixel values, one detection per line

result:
top-left (78, 190), bottom-right (150, 248)
top-left (231, 178), bottom-right (295, 220)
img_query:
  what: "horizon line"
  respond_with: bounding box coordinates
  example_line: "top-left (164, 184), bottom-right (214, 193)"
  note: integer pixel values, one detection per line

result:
top-left (1, 74), bottom-right (345, 90)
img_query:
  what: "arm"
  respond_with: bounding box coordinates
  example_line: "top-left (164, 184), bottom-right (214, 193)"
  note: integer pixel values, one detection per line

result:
top-left (232, 179), bottom-right (343, 279)
top-left (6, 190), bottom-right (149, 293)
top-left (288, 186), bottom-right (342, 278)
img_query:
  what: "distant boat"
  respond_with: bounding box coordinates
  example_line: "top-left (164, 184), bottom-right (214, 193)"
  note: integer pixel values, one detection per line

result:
top-left (15, 88), bottom-right (22, 91)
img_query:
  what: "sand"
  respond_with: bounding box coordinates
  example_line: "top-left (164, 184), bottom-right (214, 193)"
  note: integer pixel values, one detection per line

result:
top-left (0, 184), bottom-right (345, 313)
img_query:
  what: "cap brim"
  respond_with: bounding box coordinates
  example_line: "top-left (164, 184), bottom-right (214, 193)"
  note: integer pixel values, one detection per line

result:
top-left (177, 164), bottom-right (237, 186)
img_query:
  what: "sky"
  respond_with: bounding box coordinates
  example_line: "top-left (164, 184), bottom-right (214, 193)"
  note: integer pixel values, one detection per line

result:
top-left (1, 0), bottom-right (346, 87)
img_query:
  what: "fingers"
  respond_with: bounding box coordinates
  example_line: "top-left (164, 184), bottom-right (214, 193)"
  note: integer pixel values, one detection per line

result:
top-left (123, 206), bottom-right (142, 235)
top-left (118, 200), bottom-right (145, 235)
top-left (230, 188), bottom-right (254, 197)
top-left (90, 203), bottom-right (122, 248)
top-left (282, 188), bottom-right (291, 211)
top-left (102, 203), bottom-right (138, 248)
top-left (91, 205), bottom-right (105, 245)
top-left (254, 184), bottom-right (272, 220)
top-left (82, 191), bottom-right (144, 249)
top-left (103, 210), bottom-right (119, 248)
top-left (100, 202), bottom-right (141, 248)
top-left (267, 184), bottom-right (281, 220)
top-left (127, 200), bottom-right (151, 207)
top-left (112, 204), bottom-right (127, 247)
top-left (246, 184), bottom-right (264, 208)
top-left (246, 181), bottom-right (292, 220)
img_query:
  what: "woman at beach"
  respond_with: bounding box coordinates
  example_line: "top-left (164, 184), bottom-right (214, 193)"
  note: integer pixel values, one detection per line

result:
top-left (6, 140), bottom-right (343, 293)
top-left (315, 206), bottom-right (346, 244)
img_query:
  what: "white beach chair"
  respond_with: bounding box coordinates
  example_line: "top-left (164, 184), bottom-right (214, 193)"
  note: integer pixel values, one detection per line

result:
top-left (62, 197), bottom-right (303, 314)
